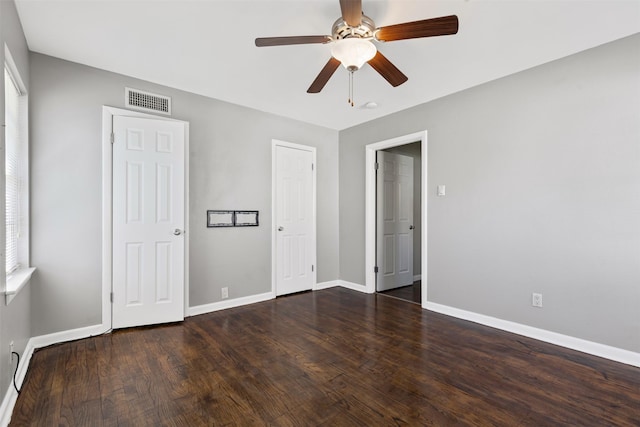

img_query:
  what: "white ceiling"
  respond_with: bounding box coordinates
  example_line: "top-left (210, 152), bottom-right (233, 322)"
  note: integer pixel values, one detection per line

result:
top-left (14, 0), bottom-right (640, 130)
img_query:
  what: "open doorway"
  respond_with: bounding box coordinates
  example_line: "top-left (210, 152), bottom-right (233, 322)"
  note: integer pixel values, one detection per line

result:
top-left (375, 143), bottom-right (422, 304)
top-left (364, 131), bottom-right (427, 307)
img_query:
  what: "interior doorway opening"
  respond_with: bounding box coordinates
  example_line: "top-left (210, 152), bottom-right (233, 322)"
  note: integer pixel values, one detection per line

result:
top-left (376, 143), bottom-right (422, 304)
top-left (364, 131), bottom-right (427, 307)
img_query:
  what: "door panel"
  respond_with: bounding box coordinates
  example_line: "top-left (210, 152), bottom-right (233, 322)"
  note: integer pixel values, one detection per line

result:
top-left (113, 116), bottom-right (185, 328)
top-left (275, 145), bottom-right (314, 296)
top-left (376, 151), bottom-right (414, 291)
top-left (125, 242), bottom-right (143, 304)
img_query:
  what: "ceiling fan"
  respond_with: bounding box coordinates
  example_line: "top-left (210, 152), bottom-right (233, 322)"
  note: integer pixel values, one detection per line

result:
top-left (255, 0), bottom-right (459, 104)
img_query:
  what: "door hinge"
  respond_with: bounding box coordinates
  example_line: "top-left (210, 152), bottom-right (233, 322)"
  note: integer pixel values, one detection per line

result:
top-left (374, 266), bottom-right (379, 273)
top-left (110, 132), bottom-right (115, 144)
top-left (312, 163), bottom-right (314, 171)
top-left (311, 265), bottom-right (314, 272)
top-left (110, 292), bottom-right (113, 303)
top-left (375, 162), bottom-right (379, 170)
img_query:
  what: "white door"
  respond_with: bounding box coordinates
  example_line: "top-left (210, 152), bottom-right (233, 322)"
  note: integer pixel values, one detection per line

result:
top-left (376, 151), bottom-right (414, 291)
top-left (112, 116), bottom-right (185, 328)
top-left (274, 144), bottom-right (315, 296)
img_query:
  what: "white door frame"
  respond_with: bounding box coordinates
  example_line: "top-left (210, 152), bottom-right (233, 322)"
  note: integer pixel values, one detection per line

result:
top-left (102, 106), bottom-right (190, 330)
top-left (365, 131), bottom-right (428, 306)
top-left (271, 139), bottom-right (317, 296)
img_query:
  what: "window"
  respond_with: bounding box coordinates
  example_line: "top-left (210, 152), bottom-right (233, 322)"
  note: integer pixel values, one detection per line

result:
top-left (5, 67), bottom-right (21, 274)
top-left (4, 55), bottom-right (32, 302)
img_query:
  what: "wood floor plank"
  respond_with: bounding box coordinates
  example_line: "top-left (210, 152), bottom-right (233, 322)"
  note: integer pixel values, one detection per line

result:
top-left (10, 288), bottom-right (640, 426)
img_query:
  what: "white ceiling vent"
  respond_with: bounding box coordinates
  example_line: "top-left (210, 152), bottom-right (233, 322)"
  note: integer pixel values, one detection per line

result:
top-left (125, 87), bottom-right (171, 115)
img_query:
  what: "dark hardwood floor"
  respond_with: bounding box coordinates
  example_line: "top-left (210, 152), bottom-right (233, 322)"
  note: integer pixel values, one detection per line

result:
top-left (378, 280), bottom-right (421, 304)
top-left (11, 287), bottom-right (640, 426)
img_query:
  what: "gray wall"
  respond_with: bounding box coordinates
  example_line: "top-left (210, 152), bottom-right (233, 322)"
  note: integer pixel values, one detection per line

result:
top-left (29, 53), bottom-right (339, 336)
top-left (339, 34), bottom-right (640, 353)
top-left (384, 142), bottom-right (421, 277)
top-left (0, 0), bottom-right (31, 405)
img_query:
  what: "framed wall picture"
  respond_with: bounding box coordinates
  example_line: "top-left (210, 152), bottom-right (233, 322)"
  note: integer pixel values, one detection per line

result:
top-left (207, 210), bottom-right (234, 227)
top-left (235, 211), bottom-right (259, 227)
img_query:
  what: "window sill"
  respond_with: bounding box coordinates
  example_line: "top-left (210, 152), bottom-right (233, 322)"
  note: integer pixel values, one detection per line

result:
top-left (5, 267), bottom-right (35, 305)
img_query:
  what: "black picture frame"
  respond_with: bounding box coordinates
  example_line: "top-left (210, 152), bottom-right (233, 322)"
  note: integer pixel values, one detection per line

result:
top-left (207, 210), bottom-right (234, 227)
top-left (235, 211), bottom-right (259, 227)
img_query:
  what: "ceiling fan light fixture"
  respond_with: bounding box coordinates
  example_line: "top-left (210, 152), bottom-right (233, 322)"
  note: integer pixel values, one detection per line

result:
top-left (255, 1), bottom-right (459, 99)
top-left (330, 38), bottom-right (377, 71)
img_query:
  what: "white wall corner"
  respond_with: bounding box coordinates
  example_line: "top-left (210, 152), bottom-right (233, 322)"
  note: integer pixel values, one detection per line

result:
top-left (424, 302), bottom-right (640, 368)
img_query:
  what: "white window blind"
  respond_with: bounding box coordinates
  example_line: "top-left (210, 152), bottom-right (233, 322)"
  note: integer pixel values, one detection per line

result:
top-left (5, 67), bottom-right (22, 274)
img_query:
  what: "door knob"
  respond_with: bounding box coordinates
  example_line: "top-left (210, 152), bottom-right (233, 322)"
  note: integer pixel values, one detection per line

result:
top-left (173, 228), bottom-right (184, 236)
top-left (409, 225), bottom-right (415, 230)
top-left (278, 226), bottom-right (284, 231)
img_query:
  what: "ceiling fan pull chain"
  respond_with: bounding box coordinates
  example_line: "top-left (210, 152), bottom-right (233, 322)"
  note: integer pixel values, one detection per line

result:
top-left (348, 71), bottom-right (351, 105)
top-left (352, 71), bottom-right (355, 107)
top-left (348, 71), bottom-right (355, 107)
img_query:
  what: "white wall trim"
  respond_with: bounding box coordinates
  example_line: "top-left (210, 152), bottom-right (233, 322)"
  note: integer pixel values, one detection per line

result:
top-left (4, 267), bottom-right (35, 305)
top-left (29, 324), bottom-right (109, 350)
top-left (314, 280), bottom-right (339, 290)
top-left (413, 274), bottom-right (422, 282)
top-left (425, 302), bottom-right (640, 368)
top-left (338, 280), bottom-right (369, 293)
top-left (183, 125), bottom-right (191, 314)
top-left (271, 140), bottom-right (317, 297)
top-left (0, 380), bottom-right (16, 427)
top-left (101, 107), bottom-right (114, 331)
top-left (188, 291), bottom-right (275, 317)
top-left (0, 339), bottom-right (33, 427)
top-left (102, 106), bottom-right (190, 330)
top-left (365, 131), bottom-right (428, 297)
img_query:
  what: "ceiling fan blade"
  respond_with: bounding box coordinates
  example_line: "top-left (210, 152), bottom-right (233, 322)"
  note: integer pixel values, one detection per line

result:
top-left (367, 51), bottom-right (408, 87)
top-left (307, 58), bottom-right (341, 93)
top-left (255, 35), bottom-right (331, 47)
top-left (375, 15), bottom-right (459, 42)
top-left (340, 0), bottom-right (362, 27)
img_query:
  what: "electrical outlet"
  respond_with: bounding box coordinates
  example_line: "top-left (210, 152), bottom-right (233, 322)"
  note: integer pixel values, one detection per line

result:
top-left (9, 341), bottom-right (14, 365)
top-left (532, 293), bottom-right (543, 308)
top-left (221, 287), bottom-right (229, 299)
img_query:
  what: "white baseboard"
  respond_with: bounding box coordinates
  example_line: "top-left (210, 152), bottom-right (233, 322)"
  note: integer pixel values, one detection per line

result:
top-left (29, 323), bottom-right (109, 350)
top-left (425, 302), bottom-right (640, 368)
top-left (188, 291), bottom-right (275, 317)
top-left (0, 339), bottom-right (33, 427)
top-left (314, 281), bottom-right (338, 290)
top-left (337, 280), bottom-right (370, 293)
top-left (0, 383), bottom-right (16, 427)
top-left (413, 274), bottom-right (422, 281)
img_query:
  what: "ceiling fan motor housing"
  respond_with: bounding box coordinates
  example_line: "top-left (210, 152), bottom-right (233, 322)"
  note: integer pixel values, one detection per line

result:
top-left (331, 14), bottom-right (376, 40)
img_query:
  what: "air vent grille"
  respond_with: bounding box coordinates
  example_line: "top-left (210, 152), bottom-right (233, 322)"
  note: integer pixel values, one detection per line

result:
top-left (125, 87), bottom-right (171, 115)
